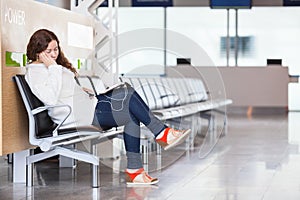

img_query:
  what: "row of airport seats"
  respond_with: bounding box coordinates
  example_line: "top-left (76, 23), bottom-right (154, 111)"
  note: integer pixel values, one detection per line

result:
top-left (79, 75), bottom-right (232, 121)
top-left (120, 76), bottom-right (232, 155)
top-left (13, 74), bottom-right (232, 188)
top-left (120, 77), bottom-right (232, 120)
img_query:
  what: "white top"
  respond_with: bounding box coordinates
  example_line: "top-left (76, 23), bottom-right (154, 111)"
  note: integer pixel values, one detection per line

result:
top-left (25, 63), bottom-right (97, 128)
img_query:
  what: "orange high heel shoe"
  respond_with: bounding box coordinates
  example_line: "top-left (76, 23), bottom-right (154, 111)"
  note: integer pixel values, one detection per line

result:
top-left (156, 128), bottom-right (191, 150)
top-left (125, 168), bottom-right (159, 185)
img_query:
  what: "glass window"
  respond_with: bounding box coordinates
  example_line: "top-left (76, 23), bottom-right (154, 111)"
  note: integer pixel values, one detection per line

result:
top-left (117, 7), bottom-right (165, 76)
top-left (166, 7), bottom-right (227, 66)
top-left (239, 7), bottom-right (300, 74)
top-left (118, 7), bottom-right (164, 33)
top-left (113, 6), bottom-right (300, 75)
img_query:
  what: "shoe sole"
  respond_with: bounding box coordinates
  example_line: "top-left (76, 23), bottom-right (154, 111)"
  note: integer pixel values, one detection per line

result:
top-left (126, 179), bottom-right (159, 185)
top-left (163, 129), bottom-right (191, 151)
top-left (126, 184), bottom-right (159, 189)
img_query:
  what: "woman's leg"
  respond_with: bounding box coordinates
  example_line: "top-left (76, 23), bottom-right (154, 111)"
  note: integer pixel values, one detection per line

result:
top-left (96, 86), bottom-right (190, 144)
top-left (95, 89), bottom-right (144, 169)
top-left (97, 86), bottom-right (166, 135)
top-left (121, 87), bottom-right (191, 151)
top-left (123, 115), bottom-right (143, 169)
top-left (95, 85), bottom-right (190, 184)
top-left (125, 87), bottom-right (166, 137)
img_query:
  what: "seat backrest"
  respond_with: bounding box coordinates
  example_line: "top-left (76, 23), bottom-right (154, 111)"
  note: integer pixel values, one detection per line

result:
top-left (13, 75), bottom-right (57, 138)
top-left (122, 77), bottom-right (180, 109)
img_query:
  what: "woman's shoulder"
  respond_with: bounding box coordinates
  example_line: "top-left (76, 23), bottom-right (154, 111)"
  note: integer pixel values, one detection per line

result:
top-left (26, 63), bottom-right (63, 71)
top-left (26, 62), bottom-right (46, 69)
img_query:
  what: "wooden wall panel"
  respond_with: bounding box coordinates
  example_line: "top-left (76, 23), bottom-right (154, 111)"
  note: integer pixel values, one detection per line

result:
top-left (2, 68), bottom-right (30, 155)
top-left (0, 21), bottom-right (2, 154)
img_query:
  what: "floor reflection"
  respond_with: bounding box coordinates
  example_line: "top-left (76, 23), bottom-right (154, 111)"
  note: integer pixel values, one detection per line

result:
top-left (125, 185), bottom-right (159, 200)
top-left (288, 112), bottom-right (300, 149)
top-left (3, 110), bottom-right (300, 199)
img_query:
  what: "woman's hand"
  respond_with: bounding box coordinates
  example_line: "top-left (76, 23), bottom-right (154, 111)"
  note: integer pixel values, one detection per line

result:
top-left (38, 52), bottom-right (57, 67)
top-left (82, 87), bottom-right (95, 98)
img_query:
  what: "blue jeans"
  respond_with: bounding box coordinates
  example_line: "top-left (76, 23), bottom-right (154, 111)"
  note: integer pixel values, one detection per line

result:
top-left (94, 85), bottom-right (166, 168)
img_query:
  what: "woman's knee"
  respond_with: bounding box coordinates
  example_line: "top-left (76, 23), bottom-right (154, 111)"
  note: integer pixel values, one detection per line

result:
top-left (125, 86), bottom-right (136, 96)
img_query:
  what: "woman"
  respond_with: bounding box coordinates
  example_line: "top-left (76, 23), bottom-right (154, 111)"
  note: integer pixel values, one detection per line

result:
top-left (25, 29), bottom-right (191, 185)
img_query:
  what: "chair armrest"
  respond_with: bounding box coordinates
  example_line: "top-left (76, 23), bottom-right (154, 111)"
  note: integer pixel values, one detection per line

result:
top-left (32, 104), bottom-right (71, 137)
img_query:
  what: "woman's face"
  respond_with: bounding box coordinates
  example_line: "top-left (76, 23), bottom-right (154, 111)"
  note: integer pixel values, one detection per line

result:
top-left (43, 40), bottom-right (59, 61)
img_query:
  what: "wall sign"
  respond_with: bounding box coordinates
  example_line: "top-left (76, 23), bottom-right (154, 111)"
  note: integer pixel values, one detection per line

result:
top-left (284, 0), bottom-right (300, 6)
top-left (4, 5), bottom-right (25, 26)
top-left (210, 0), bottom-right (251, 9)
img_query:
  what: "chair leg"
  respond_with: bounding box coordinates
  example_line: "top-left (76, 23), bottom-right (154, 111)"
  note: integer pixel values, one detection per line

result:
top-left (156, 143), bottom-right (162, 171)
top-left (141, 139), bottom-right (149, 173)
top-left (26, 149), bottom-right (35, 187)
top-left (26, 162), bottom-right (33, 187)
top-left (91, 144), bottom-right (99, 188)
top-left (92, 164), bottom-right (99, 188)
top-left (221, 114), bottom-right (228, 136)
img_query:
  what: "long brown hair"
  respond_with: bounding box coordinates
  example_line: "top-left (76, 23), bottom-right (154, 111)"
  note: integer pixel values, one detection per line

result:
top-left (26, 29), bottom-right (77, 74)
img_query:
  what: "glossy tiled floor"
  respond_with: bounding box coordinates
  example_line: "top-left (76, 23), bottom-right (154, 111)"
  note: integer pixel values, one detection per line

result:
top-left (2, 108), bottom-right (300, 200)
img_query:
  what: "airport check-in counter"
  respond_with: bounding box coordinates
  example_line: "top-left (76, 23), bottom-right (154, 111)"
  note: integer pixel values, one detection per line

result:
top-left (167, 65), bottom-right (296, 108)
